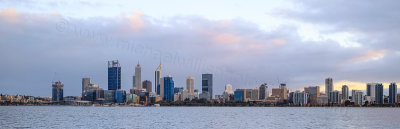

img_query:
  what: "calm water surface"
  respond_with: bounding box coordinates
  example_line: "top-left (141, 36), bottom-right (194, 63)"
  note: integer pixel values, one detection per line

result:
top-left (0, 106), bottom-right (399, 129)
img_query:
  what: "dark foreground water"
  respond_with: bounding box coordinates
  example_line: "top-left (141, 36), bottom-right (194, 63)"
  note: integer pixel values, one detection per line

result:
top-left (0, 106), bottom-right (399, 129)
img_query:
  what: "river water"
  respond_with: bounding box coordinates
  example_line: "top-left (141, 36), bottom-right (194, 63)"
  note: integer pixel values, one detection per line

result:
top-left (0, 106), bottom-right (399, 129)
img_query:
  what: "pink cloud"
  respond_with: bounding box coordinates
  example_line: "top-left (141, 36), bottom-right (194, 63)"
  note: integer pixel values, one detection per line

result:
top-left (0, 8), bottom-right (20, 24)
top-left (352, 49), bottom-right (387, 62)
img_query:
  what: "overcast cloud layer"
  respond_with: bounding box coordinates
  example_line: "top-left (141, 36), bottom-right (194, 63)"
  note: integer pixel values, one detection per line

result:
top-left (0, 0), bottom-right (399, 96)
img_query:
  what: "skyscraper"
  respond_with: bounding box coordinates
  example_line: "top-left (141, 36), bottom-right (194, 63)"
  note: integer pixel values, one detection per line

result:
top-left (186, 76), bottom-right (194, 93)
top-left (259, 83), bottom-right (269, 100)
top-left (164, 75), bottom-right (174, 101)
top-left (389, 83), bottom-right (397, 104)
top-left (52, 81), bottom-right (64, 102)
top-left (82, 78), bottom-right (91, 96)
top-left (366, 83), bottom-right (377, 99)
top-left (293, 91), bottom-right (308, 105)
top-left (342, 85), bottom-right (349, 100)
top-left (134, 63), bottom-right (142, 89)
top-left (325, 78), bottom-right (333, 95)
top-left (202, 74), bottom-right (213, 100)
top-left (142, 80), bottom-right (152, 93)
top-left (155, 63), bottom-right (161, 95)
top-left (375, 83), bottom-right (384, 104)
top-left (108, 60), bottom-right (121, 90)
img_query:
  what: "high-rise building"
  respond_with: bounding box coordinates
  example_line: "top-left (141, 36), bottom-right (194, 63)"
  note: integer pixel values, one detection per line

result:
top-left (389, 83), bottom-right (397, 104)
top-left (155, 63), bottom-right (162, 95)
top-left (328, 91), bottom-right (340, 104)
top-left (108, 60), bottom-right (121, 90)
top-left (366, 83), bottom-right (377, 101)
top-left (115, 90), bottom-right (126, 103)
top-left (202, 74), bottom-right (213, 100)
top-left (186, 76), bottom-right (194, 93)
top-left (142, 80), bottom-right (152, 93)
top-left (164, 75), bottom-right (174, 101)
top-left (293, 91), bottom-right (308, 105)
top-left (259, 83), bottom-right (269, 100)
top-left (325, 78), bottom-right (333, 95)
top-left (342, 85), bottom-right (349, 100)
top-left (304, 86), bottom-right (320, 104)
top-left (82, 78), bottom-right (91, 96)
top-left (52, 81), bottom-right (64, 102)
top-left (352, 90), bottom-right (363, 105)
top-left (132, 75), bottom-right (135, 89)
top-left (134, 63), bottom-right (142, 89)
top-left (160, 77), bottom-right (164, 98)
top-left (234, 89), bottom-right (244, 102)
top-left (375, 83), bottom-right (384, 104)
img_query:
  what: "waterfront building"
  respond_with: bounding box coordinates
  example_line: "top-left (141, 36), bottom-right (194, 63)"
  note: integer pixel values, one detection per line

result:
top-left (325, 78), bottom-right (333, 101)
top-left (304, 86), bottom-right (320, 104)
top-left (352, 90), bottom-right (363, 105)
top-left (155, 63), bottom-right (162, 95)
top-left (108, 60), bottom-right (121, 90)
top-left (142, 80), bottom-right (152, 93)
top-left (186, 76), bottom-right (194, 93)
top-left (259, 83), bottom-right (269, 100)
top-left (366, 83), bottom-right (377, 103)
top-left (82, 78), bottom-right (91, 96)
top-left (104, 90), bottom-right (115, 103)
top-left (52, 81), bottom-right (64, 102)
top-left (342, 85), bottom-right (349, 101)
top-left (174, 87), bottom-right (183, 94)
top-left (223, 84), bottom-right (234, 102)
top-left (389, 83), bottom-right (397, 104)
top-left (199, 92), bottom-right (210, 101)
top-left (293, 91), bottom-right (308, 105)
top-left (375, 83), bottom-right (384, 104)
top-left (271, 84), bottom-right (287, 100)
top-left (202, 74), bottom-right (213, 100)
top-left (317, 95), bottom-right (329, 105)
top-left (164, 75), bottom-right (174, 101)
top-left (181, 90), bottom-right (199, 101)
top-left (328, 91), bottom-right (340, 104)
top-left (134, 63), bottom-right (142, 89)
top-left (115, 90), bottom-right (126, 103)
top-left (160, 77), bottom-right (164, 98)
top-left (234, 89), bottom-right (244, 102)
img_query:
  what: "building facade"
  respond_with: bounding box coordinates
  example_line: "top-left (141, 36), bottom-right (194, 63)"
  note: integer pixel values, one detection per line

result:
top-left (259, 83), bottom-right (269, 100)
top-left (155, 63), bottom-right (161, 95)
top-left (52, 81), bottom-right (64, 102)
top-left (108, 60), bottom-right (121, 90)
top-left (134, 63), bottom-right (142, 89)
top-left (375, 83), bottom-right (384, 104)
top-left (389, 83), bottom-right (397, 104)
top-left (304, 86), bottom-right (320, 104)
top-left (164, 76), bottom-right (174, 101)
top-left (325, 78), bottom-right (333, 98)
top-left (202, 74), bottom-right (213, 100)
top-left (342, 85), bottom-right (349, 101)
top-left (186, 76), bottom-right (194, 93)
top-left (142, 80), bottom-right (152, 93)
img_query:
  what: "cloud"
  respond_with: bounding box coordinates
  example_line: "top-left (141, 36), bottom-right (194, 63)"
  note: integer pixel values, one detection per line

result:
top-left (352, 49), bottom-right (387, 62)
top-left (0, 8), bottom-right (20, 23)
top-left (0, 2), bottom-right (399, 96)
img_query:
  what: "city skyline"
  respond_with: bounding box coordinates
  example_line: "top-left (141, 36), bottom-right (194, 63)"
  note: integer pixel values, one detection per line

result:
top-left (1, 1), bottom-right (400, 97)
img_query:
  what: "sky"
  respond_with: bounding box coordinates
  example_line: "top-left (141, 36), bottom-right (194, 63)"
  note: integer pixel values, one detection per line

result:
top-left (0, 0), bottom-right (399, 97)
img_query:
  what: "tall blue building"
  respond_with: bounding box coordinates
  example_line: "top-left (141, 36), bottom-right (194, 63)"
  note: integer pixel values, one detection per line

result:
top-left (155, 63), bottom-right (162, 95)
top-left (163, 76), bottom-right (174, 101)
top-left (115, 90), bottom-right (126, 103)
top-left (202, 74), bottom-right (213, 100)
top-left (375, 83), bottom-right (384, 104)
top-left (389, 83), bottom-right (397, 104)
top-left (234, 90), bottom-right (244, 102)
top-left (108, 60), bottom-right (121, 90)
